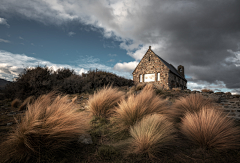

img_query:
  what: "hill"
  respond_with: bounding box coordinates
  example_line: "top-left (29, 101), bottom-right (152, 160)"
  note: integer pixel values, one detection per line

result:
top-left (0, 78), bottom-right (11, 90)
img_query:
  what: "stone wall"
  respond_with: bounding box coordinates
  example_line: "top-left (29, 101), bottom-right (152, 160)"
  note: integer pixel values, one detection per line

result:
top-left (190, 91), bottom-right (240, 120)
top-left (132, 48), bottom-right (171, 90)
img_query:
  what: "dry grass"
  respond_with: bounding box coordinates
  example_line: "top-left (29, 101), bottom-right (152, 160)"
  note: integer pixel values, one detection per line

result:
top-left (142, 83), bottom-right (155, 91)
top-left (135, 83), bottom-right (146, 91)
top-left (88, 86), bottom-right (125, 118)
top-left (0, 91), bottom-right (91, 162)
top-left (71, 96), bottom-right (78, 103)
top-left (18, 96), bottom-right (35, 111)
top-left (112, 88), bottom-right (170, 132)
top-left (128, 114), bottom-right (176, 159)
top-left (169, 94), bottom-right (215, 124)
top-left (11, 98), bottom-right (22, 108)
top-left (180, 107), bottom-right (240, 150)
top-left (201, 89), bottom-right (214, 93)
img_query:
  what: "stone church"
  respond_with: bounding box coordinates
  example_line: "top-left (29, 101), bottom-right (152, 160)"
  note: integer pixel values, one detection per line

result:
top-left (132, 46), bottom-right (187, 90)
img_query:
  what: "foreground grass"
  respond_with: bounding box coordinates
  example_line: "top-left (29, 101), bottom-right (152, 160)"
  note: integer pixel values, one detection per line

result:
top-left (0, 91), bottom-right (91, 163)
top-left (128, 114), bottom-right (176, 159)
top-left (180, 106), bottom-right (240, 150)
top-left (1, 86), bottom-right (240, 163)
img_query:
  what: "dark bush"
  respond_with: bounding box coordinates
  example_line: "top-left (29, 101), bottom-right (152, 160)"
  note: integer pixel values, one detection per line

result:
top-left (4, 66), bottom-right (52, 100)
top-left (3, 66), bottom-right (133, 100)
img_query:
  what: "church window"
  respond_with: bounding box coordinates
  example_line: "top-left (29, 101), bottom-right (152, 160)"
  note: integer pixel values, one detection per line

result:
top-left (139, 75), bottom-right (142, 82)
top-left (157, 73), bottom-right (160, 81)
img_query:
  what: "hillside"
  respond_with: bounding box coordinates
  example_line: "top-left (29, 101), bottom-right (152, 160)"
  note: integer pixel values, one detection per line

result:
top-left (0, 78), bottom-right (11, 90)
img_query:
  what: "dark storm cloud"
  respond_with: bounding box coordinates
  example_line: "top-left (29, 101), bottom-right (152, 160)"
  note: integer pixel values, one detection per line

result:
top-left (129, 0), bottom-right (240, 90)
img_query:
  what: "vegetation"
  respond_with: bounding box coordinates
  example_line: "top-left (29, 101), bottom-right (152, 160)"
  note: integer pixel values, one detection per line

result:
top-left (169, 93), bottom-right (216, 124)
top-left (10, 98), bottom-right (22, 108)
top-left (128, 114), bottom-right (176, 159)
top-left (180, 106), bottom-right (240, 150)
top-left (201, 88), bottom-right (214, 93)
top-left (3, 66), bottom-right (133, 101)
top-left (0, 91), bottom-right (91, 162)
top-left (88, 86), bottom-right (125, 118)
top-left (112, 88), bottom-right (170, 133)
top-left (18, 96), bottom-right (35, 111)
top-left (1, 66), bottom-right (240, 162)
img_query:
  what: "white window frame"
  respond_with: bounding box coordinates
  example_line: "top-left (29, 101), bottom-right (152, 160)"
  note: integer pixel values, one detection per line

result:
top-left (139, 74), bottom-right (142, 82)
top-left (157, 73), bottom-right (160, 81)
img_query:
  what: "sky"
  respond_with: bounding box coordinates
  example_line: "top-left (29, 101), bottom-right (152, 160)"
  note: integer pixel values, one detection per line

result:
top-left (0, 0), bottom-right (240, 94)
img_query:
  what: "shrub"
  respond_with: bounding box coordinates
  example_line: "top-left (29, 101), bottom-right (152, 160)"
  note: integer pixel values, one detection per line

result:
top-left (128, 114), bottom-right (176, 159)
top-left (59, 74), bottom-right (85, 94)
top-left (88, 86), bottom-right (125, 118)
top-left (11, 98), bottom-right (22, 108)
top-left (201, 89), bottom-right (214, 93)
top-left (169, 94), bottom-right (215, 124)
top-left (0, 91), bottom-right (91, 162)
top-left (112, 88), bottom-right (170, 132)
top-left (18, 96), bottom-right (35, 111)
top-left (3, 65), bottom-right (53, 101)
top-left (180, 107), bottom-right (240, 150)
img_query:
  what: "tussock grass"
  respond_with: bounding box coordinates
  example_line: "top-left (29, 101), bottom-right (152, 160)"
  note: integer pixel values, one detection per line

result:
top-left (180, 107), bottom-right (240, 150)
top-left (0, 91), bottom-right (91, 162)
top-left (128, 114), bottom-right (176, 159)
top-left (11, 98), bottom-right (22, 108)
top-left (112, 89), bottom-right (170, 132)
top-left (142, 83), bottom-right (154, 91)
top-left (88, 86), bottom-right (125, 118)
top-left (169, 94), bottom-right (215, 123)
top-left (135, 83), bottom-right (146, 91)
top-left (18, 96), bottom-right (35, 111)
top-left (71, 96), bottom-right (78, 103)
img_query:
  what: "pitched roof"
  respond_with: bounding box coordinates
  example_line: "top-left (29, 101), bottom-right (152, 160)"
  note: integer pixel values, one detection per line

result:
top-left (153, 54), bottom-right (186, 81)
top-left (132, 46), bottom-right (187, 82)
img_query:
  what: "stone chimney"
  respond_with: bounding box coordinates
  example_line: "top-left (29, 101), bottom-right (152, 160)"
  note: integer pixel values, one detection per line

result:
top-left (178, 65), bottom-right (185, 78)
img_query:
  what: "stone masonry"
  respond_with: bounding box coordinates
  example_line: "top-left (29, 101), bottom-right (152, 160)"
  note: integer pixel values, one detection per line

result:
top-left (132, 46), bottom-right (187, 90)
top-left (192, 91), bottom-right (240, 120)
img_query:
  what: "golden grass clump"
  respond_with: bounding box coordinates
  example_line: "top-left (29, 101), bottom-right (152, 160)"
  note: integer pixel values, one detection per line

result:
top-left (88, 86), bottom-right (125, 118)
top-left (180, 107), bottom-right (240, 150)
top-left (0, 91), bottom-right (91, 162)
top-left (18, 96), bottom-right (35, 111)
top-left (169, 94), bottom-right (215, 123)
top-left (142, 83), bottom-right (154, 91)
top-left (128, 114), bottom-right (176, 159)
top-left (71, 96), bottom-right (78, 103)
top-left (11, 98), bottom-right (22, 108)
top-left (135, 83), bottom-right (146, 91)
top-left (201, 88), bottom-right (214, 93)
top-left (113, 88), bottom-right (170, 132)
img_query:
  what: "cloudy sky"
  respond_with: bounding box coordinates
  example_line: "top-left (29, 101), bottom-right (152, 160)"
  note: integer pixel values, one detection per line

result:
top-left (0, 0), bottom-right (240, 94)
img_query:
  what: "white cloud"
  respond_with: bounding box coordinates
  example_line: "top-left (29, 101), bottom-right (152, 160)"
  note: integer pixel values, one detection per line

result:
top-left (0, 50), bottom-right (133, 81)
top-left (113, 61), bottom-right (139, 73)
top-left (107, 59), bottom-right (114, 62)
top-left (68, 31), bottom-right (76, 36)
top-left (0, 17), bottom-right (9, 27)
top-left (0, 50), bottom-right (88, 81)
top-left (19, 36), bottom-right (24, 40)
top-left (0, 38), bottom-right (10, 43)
top-left (109, 54), bottom-right (117, 57)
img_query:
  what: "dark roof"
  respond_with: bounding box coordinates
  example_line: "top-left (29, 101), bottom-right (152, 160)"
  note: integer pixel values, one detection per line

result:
top-left (155, 54), bottom-right (187, 81)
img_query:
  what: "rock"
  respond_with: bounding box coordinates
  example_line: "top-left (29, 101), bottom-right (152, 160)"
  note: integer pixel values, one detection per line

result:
top-left (78, 134), bottom-right (93, 144)
top-left (7, 122), bottom-right (13, 126)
